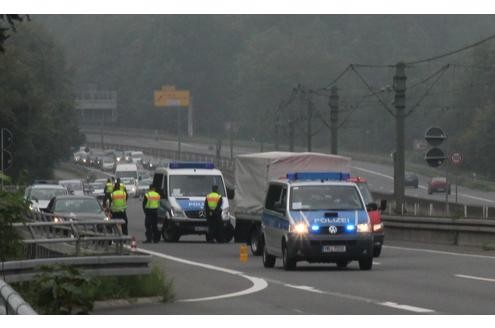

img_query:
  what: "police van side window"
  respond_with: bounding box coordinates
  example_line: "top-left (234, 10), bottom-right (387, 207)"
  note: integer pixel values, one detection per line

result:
top-left (153, 173), bottom-right (166, 198)
top-left (265, 184), bottom-right (285, 214)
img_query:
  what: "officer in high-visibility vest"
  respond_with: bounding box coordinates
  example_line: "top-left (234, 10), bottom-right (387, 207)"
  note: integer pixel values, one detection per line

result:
top-left (204, 185), bottom-right (223, 243)
top-left (116, 178), bottom-right (128, 196)
top-left (110, 182), bottom-right (128, 235)
top-left (103, 178), bottom-right (113, 208)
top-left (142, 185), bottom-right (161, 243)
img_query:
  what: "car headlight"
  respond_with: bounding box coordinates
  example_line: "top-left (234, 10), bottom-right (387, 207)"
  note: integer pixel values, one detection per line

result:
top-left (373, 223), bottom-right (384, 232)
top-left (357, 223), bottom-right (371, 233)
top-left (53, 217), bottom-right (64, 223)
top-left (289, 222), bottom-right (309, 234)
top-left (170, 207), bottom-right (186, 218)
top-left (116, 157), bottom-right (121, 161)
top-left (104, 216), bottom-right (110, 221)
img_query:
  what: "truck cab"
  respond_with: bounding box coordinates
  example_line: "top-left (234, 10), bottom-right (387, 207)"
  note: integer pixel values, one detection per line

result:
top-left (261, 172), bottom-right (374, 271)
top-left (152, 162), bottom-right (235, 242)
top-left (348, 176), bottom-right (386, 257)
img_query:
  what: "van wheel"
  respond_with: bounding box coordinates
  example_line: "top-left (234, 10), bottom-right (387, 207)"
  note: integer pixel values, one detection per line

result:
top-left (162, 224), bottom-right (180, 242)
top-left (250, 228), bottom-right (263, 256)
top-left (373, 246), bottom-right (382, 257)
top-left (359, 256), bottom-right (373, 270)
top-left (262, 243), bottom-right (276, 268)
top-left (336, 260), bottom-right (349, 269)
top-left (282, 241), bottom-right (296, 270)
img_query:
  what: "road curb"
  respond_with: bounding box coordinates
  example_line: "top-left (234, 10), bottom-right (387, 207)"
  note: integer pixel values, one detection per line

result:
top-left (93, 296), bottom-right (163, 310)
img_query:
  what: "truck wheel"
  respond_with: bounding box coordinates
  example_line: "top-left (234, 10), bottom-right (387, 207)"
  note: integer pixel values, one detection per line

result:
top-left (373, 246), bottom-right (382, 257)
top-left (162, 224), bottom-right (180, 242)
top-left (359, 256), bottom-right (373, 270)
top-left (262, 244), bottom-right (276, 268)
top-left (282, 241), bottom-right (296, 270)
top-left (250, 228), bottom-right (263, 256)
top-left (336, 260), bottom-right (349, 269)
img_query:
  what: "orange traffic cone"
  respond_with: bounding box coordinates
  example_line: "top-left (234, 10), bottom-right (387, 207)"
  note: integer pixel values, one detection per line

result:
top-left (131, 236), bottom-right (137, 252)
top-left (240, 244), bottom-right (248, 263)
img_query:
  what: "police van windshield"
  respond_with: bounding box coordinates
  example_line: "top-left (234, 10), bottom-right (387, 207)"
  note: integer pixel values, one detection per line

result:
top-left (355, 182), bottom-right (373, 204)
top-left (290, 185), bottom-right (364, 211)
top-left (169, 175), bottom-right (225, 197)
top-left (116, 171), bottom-right (138, 179)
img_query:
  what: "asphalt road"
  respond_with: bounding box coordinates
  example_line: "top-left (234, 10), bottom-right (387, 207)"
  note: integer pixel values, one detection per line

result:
top-left (90, 196), bottom-right (495, 315)
top-left (85, 132), bottom-right (495, 207)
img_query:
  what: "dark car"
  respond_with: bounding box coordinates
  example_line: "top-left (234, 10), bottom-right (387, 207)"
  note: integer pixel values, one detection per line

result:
top-left (45, 195), bottom-right (110, 222)
top-left (427, 177), bottom-right (451, 194)
top-left (405, 172), bottom-right (419, 188)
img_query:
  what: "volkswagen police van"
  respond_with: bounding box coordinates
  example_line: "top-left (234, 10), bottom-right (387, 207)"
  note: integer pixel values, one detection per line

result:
top-left (152, 162), bottom-right (235, 242)
top-left (261, 172), bottom-right (374, 270)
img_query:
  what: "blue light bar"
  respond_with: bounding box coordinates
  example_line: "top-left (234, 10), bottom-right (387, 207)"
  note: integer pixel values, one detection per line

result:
top-left (311, 225), bottom-right (319, 231)
top-left (169, 162), bottom-right (215, 169)
top-left (287, 172), bottom-right (350, 182)
top-left (346, 224), bottom-right (356, 232)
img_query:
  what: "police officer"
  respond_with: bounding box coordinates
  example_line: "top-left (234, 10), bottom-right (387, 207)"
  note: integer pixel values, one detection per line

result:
top-left (103, 178), bottom-right (113, 208)
top-left (204, 185), bottom-right (223, 243)
top-left (142, 185), bottom-right (161, 243)
top-left (110, 181), bottom-right (129, 235)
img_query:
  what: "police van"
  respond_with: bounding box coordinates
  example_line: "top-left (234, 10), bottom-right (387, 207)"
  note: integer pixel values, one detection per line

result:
top-left (152, 162), bottom-right (235, 242)
top-left (261, 172), bottom-right (374, 270)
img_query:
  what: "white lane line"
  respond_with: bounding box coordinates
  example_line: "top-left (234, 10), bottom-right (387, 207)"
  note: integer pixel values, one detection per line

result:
top-left (266, 278), bottom-right (436, 314)
top-left (385, 245), bottom-right (495, 260)
top-left (379, 301), bottom-right (435, 313)
top-left (455, 274), bottom-right (495, 283)
top-left (135, 247), bottom-right (268, 302)
top-left (352, 166), bottom-right (495, 204)
top-left (284, 284), bottom-right (325, 294)
top-left (373, 261), bottom-right (381, 265)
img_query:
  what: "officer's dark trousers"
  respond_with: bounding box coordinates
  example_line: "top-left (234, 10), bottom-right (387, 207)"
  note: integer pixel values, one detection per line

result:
top-left (144, 209), bottom-right (160, 242)
top-left (112, 210), bottom-right (128, 235)
top-left (207, 216), bottom-right (223, 242)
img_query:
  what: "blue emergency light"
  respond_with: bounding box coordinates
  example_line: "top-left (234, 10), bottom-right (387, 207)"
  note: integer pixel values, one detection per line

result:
top-left (286, 172), bottom-right (350, 182)
top-left (346, 224), bottom-right (356, 232)
top-left (311, 225), bottom-right (320, 231)
top-left (169, 162), bottom-right (215, 169)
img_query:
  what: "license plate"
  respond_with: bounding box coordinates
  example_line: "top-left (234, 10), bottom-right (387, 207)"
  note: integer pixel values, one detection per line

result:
top-left (322, 245), bottom-right (346, 253)
top-left (194, 226), bottom-right (208, 232)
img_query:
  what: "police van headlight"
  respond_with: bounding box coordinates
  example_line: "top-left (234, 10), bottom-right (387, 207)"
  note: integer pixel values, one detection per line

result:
top-left (373, 222), bottom-right (384, 232)
top-left (170, 207), bottom-right (186, 218)
top-left (222, 207), bottom-right (231, 220)
top-left (289, 222), bottom-right (309, 234)
top-left (357, 223), bottom-right (371, 233)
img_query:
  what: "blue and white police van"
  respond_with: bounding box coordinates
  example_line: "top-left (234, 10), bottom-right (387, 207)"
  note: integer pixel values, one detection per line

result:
top-left (152, 162), bottom-right (235, 242)
top-left (261, 172), bottom-right (374, 270)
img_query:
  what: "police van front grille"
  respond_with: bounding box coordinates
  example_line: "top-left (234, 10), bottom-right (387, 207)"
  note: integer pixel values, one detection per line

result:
top-left (311, 226), bottom-right (346, 235)
top-left (185, 210), bottom-right (206, 219)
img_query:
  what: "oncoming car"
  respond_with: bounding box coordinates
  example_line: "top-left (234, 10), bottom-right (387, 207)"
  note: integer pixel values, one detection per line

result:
top-left (261, 172), bottom-right (374, 271)
top-left (24, 184), bottom-right (69, 212)
top-left (45, 196), bottom-right (110, 222)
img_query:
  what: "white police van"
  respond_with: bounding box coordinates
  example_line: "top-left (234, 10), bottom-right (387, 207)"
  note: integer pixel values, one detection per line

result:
top-left (152, 162), bottom-right (235, 242)
top-left (261, 172), bottom-right (374, 270)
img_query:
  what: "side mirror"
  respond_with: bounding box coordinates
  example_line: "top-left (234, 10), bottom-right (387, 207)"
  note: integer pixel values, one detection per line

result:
top-left (380, 199), bottom-right (387, 211)
top-left (366, 202), bottom-right (378, 212)
top-left (227, 187), bottom-right (235, 200)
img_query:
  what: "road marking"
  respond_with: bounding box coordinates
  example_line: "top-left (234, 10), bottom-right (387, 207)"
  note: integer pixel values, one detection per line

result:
top-left (373, 261), bottom-right (381, 265)
top-left (284, 284), bottom-right (325, 294)
top-left (455, 274), bottom-right (495, 283)
top-left (134, 247), bottom-right (268, 302)
top-left (266, 278), bottom-right (436, 314)
top-left (379, 301), bottom-right (435, 313)
top-left (385, 245), bottom-right (495, 260)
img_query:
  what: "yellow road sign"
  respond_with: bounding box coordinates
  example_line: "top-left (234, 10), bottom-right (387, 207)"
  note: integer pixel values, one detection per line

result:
top-left (154, 85), bottom-right (190, 107)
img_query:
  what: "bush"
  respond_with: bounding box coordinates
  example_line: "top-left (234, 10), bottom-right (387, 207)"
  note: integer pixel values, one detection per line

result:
top-left (0, 174), bottom-right (28, 261)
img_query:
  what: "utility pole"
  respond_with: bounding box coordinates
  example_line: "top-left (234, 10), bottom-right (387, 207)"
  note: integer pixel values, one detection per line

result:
top-left (306, 90), bottom-right (313, 152)
top-left (274, 105), bottom-right (280, 151)
top-left (329, 86), bottom-right (339, 154)
top-left (393, 62), bottom-right (407, 211)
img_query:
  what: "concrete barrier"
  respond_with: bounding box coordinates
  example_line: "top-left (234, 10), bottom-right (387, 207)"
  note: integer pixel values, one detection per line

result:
top-left (382, 215), bottom-right (495, 248)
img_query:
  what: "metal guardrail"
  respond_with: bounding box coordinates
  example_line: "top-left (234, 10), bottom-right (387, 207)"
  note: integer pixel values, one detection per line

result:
top-left (0, 279), bottom-right (37, 315)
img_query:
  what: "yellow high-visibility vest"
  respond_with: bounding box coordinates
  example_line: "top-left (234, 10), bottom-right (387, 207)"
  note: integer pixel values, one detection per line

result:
top-left (145, 191), bottom-right (160, 209)
top-left (111, 190), bottom-right (127, 212)
top-left (206, 192), bottom-right (221, 210)
top-left (105, 182), bottom-right (113, 193)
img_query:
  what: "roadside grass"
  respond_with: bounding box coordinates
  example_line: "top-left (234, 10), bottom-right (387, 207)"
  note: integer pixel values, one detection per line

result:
top-left (13, 264), bottom-right (174, 314)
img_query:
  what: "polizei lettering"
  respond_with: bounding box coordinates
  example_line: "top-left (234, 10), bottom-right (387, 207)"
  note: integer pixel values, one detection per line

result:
top-left (313, 217), bottom-right (349, 224)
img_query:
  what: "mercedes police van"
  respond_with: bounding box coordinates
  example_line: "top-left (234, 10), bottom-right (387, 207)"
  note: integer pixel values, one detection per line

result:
top-left (152, 162), bottom-right (235, 242)
top-left (261, 172), bottom-right (374, 270)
